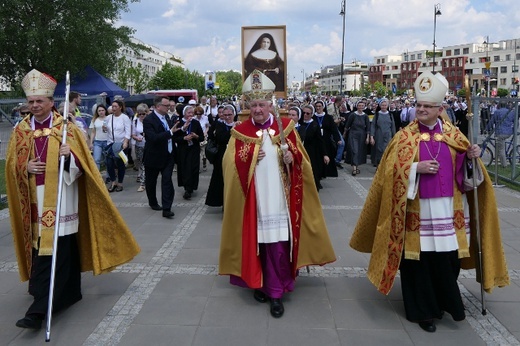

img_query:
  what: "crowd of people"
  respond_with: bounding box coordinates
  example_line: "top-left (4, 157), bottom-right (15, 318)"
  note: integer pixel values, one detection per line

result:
top-left (5, 67), bottom-right (512, 333)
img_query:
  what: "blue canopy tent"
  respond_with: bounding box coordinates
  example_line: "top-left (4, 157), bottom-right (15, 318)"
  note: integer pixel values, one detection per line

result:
top-left (54, 65), bottom-right (129, 98)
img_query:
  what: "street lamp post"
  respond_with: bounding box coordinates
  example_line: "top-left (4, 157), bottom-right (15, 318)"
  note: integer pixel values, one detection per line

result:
top-left (301, 69), bottom-right (305, 93)
top-left (483, 36), bottom-right (491, 97)
top-left (432, 3), bottom-right (442, 72)
top-left (512, 39), bottom-right (519, 96)
top-left (352, 59), bottom-right (357, 93)
top-left (339, 0), bottom-right (346, 94)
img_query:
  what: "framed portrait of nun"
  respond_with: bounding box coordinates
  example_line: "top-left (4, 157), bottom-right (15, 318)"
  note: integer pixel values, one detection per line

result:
top-left (242, 25), bottom-right (287, 99)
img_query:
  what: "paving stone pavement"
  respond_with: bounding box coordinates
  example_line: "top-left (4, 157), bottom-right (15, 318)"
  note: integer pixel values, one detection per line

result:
top-left (0, 165), bottom-right (519, 346)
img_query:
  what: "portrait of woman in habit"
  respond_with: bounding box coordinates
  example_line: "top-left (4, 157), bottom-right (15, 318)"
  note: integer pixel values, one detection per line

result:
top-left (244, 33), bottom-right (285, 92)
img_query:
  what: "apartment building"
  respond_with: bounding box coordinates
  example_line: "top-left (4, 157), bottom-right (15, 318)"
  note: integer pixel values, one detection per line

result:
top-left (117, 38), bottom-right (184, 94)
top-left (368, 38), bottom-right (520, 97)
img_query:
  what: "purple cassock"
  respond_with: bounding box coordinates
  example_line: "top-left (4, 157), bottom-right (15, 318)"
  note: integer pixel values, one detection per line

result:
top-left (418, 121), bottom-right (467, 197)
top-left (230, 241), bottom-right (295, 299)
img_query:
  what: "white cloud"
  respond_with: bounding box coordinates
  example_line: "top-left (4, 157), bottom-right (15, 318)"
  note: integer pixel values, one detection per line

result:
top-left (117, 0), bottom-right (519, 81)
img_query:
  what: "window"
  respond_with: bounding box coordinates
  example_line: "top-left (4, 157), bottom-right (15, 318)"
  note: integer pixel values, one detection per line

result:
top-left (382, 58), bottom-right (385, 63)
top-left (493, 55), bottom-right (500, 62)
top-left (445, 50), bottom-right (452, 57)
top-left (463, 48), bottom-right (469, 54)
top-left (500, 66), bottom-right (507, 73)
top-left (411, 54), bottom-right (415, 60)
top-left (454, 49), bottom-right (460, 55)
top-left (417, 53), bottom-right (422, 59)
top-left (500, 78), bottom-right (506, 85)
top-left (505, 54), bottom-right (511, 61)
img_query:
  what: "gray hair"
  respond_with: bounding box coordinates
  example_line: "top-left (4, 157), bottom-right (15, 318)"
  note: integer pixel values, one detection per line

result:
top-left (136, 103), bottom-right (149, 113)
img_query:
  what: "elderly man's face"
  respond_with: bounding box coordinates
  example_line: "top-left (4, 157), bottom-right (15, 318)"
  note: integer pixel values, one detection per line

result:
top-left (249, 99), bottom-right (271, 124)
top-left (415, 102), bottom-right (442, 126)
top-left (27, 96), bottom-right (54, 120)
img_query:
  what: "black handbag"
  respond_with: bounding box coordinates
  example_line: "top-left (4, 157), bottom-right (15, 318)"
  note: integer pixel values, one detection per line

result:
top-left (205, 138), bottom-right (218, 164)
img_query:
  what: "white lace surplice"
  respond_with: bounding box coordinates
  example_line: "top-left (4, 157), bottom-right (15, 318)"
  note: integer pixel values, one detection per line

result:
top-left (255, 129), bottom-right (290, 244)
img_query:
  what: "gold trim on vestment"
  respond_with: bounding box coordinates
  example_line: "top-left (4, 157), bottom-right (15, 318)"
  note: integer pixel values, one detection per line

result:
top-left (33, 128), bottom-right (52, 138)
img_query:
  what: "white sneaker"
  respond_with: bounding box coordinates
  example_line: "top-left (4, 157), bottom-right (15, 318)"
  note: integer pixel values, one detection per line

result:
top-left (137, 186), bottom-right (145, 192)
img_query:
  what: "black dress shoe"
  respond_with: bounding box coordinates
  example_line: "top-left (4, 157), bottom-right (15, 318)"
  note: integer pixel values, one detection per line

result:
top-left (253, 290), bottom-right (268, 303)
top-left (336, 162), bottom-right (343, 169)
top-left (270, 298), bottom-right (284, 318)
top-left (162, 210), bottom-right (175, 219)
top-left (16, 316), bottom-right (43, 329)
top-left (150, 204), bottom-right (162, 211)
top-left (418, 319), bottom-right (436, 332)
top-left (183, 191), bottom-right (192, 200)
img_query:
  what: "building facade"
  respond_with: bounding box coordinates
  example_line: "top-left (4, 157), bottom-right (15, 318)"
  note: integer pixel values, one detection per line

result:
top-left (117, 38), bottom-right (184, 94)
top-left (367, 37), bottom-right (520, 97)
top-left (317, 62), bottom-right (368, 95)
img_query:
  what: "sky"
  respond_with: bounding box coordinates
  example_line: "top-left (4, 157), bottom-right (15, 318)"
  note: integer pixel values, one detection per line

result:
top-left (117, 0), bottom-right (520, 84)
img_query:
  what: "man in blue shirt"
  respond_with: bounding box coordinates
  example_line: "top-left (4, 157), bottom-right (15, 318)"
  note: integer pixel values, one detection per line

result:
top-left (487, 102), bottom-right (514, 167)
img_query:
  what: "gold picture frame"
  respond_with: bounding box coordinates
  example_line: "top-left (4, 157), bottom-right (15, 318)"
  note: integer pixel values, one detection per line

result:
top-left (242, 25), bottom-right (287, 99)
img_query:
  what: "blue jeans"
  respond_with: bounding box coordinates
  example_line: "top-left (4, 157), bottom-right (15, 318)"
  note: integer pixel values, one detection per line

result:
top-left (92, 140), bottom-right (108, 170)
top-left (106, 144), bottom-right (126, 184)
top-left (335, 129), bottom-right (345, 163)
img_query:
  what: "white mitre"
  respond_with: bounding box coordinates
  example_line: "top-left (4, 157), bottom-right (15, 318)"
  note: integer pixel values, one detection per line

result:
top-left (242, 69), bottom-right (276, 101)
top-left (21, 69), bottom-right (57, 97)
top-left (414, 71), bottom-right (449, 104)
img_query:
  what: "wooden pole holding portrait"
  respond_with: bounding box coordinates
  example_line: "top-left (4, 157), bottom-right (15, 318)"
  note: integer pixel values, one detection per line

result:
top-left (240, 25), bottom-right (287, 121)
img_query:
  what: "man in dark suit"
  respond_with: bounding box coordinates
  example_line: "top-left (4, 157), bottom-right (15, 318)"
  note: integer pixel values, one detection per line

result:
top-left (143, 96), bottom-right (179, 219)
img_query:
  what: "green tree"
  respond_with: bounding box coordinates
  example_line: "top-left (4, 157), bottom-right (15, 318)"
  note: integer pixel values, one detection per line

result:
top-left (148, 63), bottom-right (205, 96)
top-left (361, 83), bottom-right (373, 97)
top-left (210, 70), bottom-right (242, 98)
top-left (496, 88), bottom-right (509, 97)
top-left (457, 88), bottom-right (467, 97)
top-left (114, 57), bottom-right (150, 94)
top-left (114, 57), bottom-right (133, 91)
top-left (0, 0), bottom-right (140, 92)
top-left (130, 63), bottom-right (150, 94)
top-left (372, 81), bottom-right (388, 98)
top-left (148, 63), bottom-right (188, 90)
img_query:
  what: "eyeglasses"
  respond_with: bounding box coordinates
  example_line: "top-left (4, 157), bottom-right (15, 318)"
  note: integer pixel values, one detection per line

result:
top-left (195, 113), bottom-right (203, 115)
top-left (160, 103), bottom-right (169, 107)
top-left (416, 103), bottom-right (440, 109)
top-left (20, 111), bottom-right (31, 115)
top-left (302, 111), bottom-right (312, 115)
top-left (138, 113), bottom-right (147, 116)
